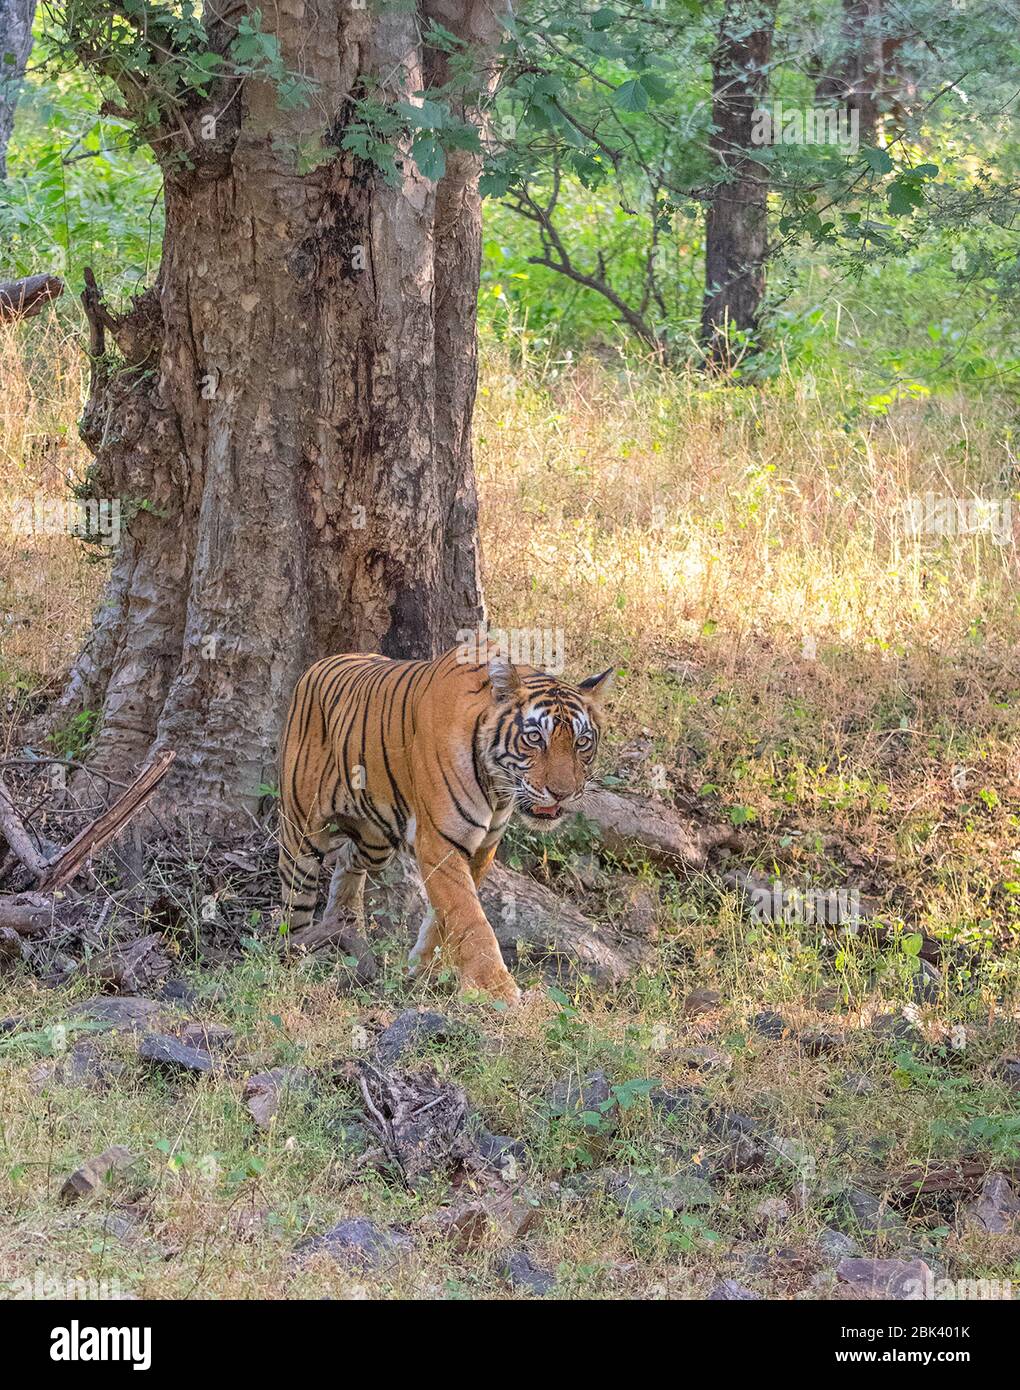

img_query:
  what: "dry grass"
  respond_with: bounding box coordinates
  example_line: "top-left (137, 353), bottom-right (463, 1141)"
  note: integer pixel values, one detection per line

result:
top-left (1, 312), bottom-right (1020, 1300)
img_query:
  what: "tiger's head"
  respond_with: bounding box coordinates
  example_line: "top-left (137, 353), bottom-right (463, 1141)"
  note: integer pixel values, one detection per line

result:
top-left (483, 653), bottom-right (614, 828)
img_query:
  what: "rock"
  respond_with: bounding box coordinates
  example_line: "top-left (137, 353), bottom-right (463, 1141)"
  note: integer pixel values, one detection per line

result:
top-left (836, 1257), bottom-right (931, 1299)
top-left (830, 1188), bottom-right (905, 1238)
top-left (604, 1168), bottom-right (715, 1215)
top-left (817, 1227), bottom-right (860, 1262)
top-left (799, 1031), bottom-right (845, 1057)
top-left (294, 1218), bottom-right (413, 1270)
top-left (754, 1197), bottom-right (791, 1226)
top-left (175, 1021), bottom-right (235, 1053)
top-left (752, 1010), bottom-right (788, 1040)
top-left (650, 1084), bottom-right (706, 1118)
top-left (72, 996), bottom-right (164, 1031)
top-left (684, 989), bottom-right (721, 1017)
top-left (992, 1056), bottom-right (1020, 1092)
top-left (572, 855), bottom-right (602, 891)
top-left (374, 1010), bottom-right (461, 1065)
top-left (431, 1186), bottom-right (538, 1252)
top-left (547, 1069), bottom-right (616, 1133)
top-left (60, 1146), bottom-right (135, 1203)
top-left (840, 1072), bottom-right (875, 1096)
top-left (871, 1013), bottom-right (923, 1047)
top-left (708, 1278), bottom-right (761, 1301)
top-left (29, 1041), bottom-right (127, 1095)
top-left (911, 960), bottom-right (941, 1004)
top-left (473, 1129), bottom-right (528, 1178)
top-left (964, 1172), bottom-right (1020, 1235)
top-left (243, 1067), bottom-right (310, 1127)
top-left (138, 1033), bottom-right (215, 1074)
top-left (157, 978), bottom-right (201, 1007)
top-left (708, 1109), bottom-right (769, 1173)
top-left (677, 1044), bottom-right (731, 1073)
top-left (616, 881), bottom-right (659, 940)
top-left (501, 1249), bottom-right (556, 1295)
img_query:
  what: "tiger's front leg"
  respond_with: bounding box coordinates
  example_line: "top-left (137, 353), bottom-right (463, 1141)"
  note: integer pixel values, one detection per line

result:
top-left (413, 829), bottom-right (520, 1005)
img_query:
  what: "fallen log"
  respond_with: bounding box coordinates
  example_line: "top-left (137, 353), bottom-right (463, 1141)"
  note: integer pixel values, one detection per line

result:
top-left (580, 788), bottom-right (734, 869)
top-left (482, 862), bottom-right (655, 986)
top-left (362, 853), bottom-right (654, 987)
top-left (0, 274), bottom-right (64, 321)
top-left (0, 891), bottom-right (54, 936)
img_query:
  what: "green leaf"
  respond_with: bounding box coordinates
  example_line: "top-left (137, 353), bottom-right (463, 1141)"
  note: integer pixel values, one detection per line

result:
top-left (412, 136), bottom-right (446, 181)
top-left (591, 7), bottom-right (618, 29)
top-left (860, 145), bottom-right (893, 174)
top-left (614, 79), bottom-right (649, 113)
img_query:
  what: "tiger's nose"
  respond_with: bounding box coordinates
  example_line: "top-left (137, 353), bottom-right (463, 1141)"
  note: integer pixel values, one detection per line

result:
top-left (545, 776), bottom-right (576, 802)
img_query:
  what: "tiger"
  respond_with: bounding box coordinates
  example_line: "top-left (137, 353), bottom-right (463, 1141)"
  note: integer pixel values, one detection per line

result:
top-left (277, 642), bottom-right (613, 1004)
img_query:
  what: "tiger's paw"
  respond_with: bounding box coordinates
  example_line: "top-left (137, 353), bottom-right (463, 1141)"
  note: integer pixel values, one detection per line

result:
top-left (458, 964), bottom-right (522, 1007)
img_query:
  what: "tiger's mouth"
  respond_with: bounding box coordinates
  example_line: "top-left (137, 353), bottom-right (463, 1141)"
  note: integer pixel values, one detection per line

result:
top-left (520, 799), bottom-right (565, 824)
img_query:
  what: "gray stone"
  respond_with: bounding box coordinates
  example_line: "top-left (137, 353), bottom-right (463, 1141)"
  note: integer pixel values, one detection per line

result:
top-left (374, 1009), bottom-right (461, 1065)
top-left (992, 1056), bottom-right (1020, 1092)
top-left (836, 1257), bottom-right (931, 1299)
top-left (871, 1013), bottom-right (923, 1047)
top-left (294, 1218), bottom-right (413, 1270)
top-left (964, 1172), bottom-right (1020, 1235)
top-left (649, 1084), bottom-right (705, 1117)
top-left (830, 1187), bottom-right (905, 1238)
top-left (138, 1033), bottom-right (215, 1074)
top-left (547, 1068), bottom-right (616, 1132)
top-left (708, 1278), bottom-right (761, 1300)
top-left (60, 1146), bottom-right (136, 1203)
top-left (501, 1250), bottom-right (556, 1295)
top-left (677, 1045), bottom-right (732, 1073)
top-left (752, 1010), bottom-right (788, 1040)
top-left (72, 996), bottom-right (164, 1031)
top-left (604, 1168), bottom-right (715, 1215)
top-left (910, 960), bottom-right (941, 1004)
top-left (840, 1072), bottom-right (875, 1096)
top-left (683, 988), bottom-right (721, 1017)
top-left (817, 1227), bottom-right (861, 1262)
top-left (474, 1129), bottom-right (528, 1176)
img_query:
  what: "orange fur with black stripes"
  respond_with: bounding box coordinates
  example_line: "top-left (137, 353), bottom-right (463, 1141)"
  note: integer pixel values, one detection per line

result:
top-left (277, 644), bottom-right (613, 1003)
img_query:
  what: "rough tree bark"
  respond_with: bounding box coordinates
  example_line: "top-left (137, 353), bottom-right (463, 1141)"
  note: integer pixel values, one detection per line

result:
top-left (815, 0), bottom-right (889, 147)
top-left (58, 2), bottom-right (501, 830)
top-left (0, 0), bottom-right (35, 178)
top-left (700, 0), bottom-right (777, 362)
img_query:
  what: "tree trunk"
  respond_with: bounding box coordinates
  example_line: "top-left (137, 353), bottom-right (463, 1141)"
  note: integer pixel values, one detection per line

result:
top-left (815, 0), bottom-right (887, 147)
top-left (700, 0), bottom-right (777, 363)
top-left (0, 0), bottom-right (34, 178)
top-left (61, 2), bottom-right (500, 830)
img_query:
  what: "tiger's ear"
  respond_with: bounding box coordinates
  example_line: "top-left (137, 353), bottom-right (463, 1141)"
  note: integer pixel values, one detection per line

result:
top-left (579, 667), bottom-right (614, 707)
top-left (487, 653), bottom-right (522, 703)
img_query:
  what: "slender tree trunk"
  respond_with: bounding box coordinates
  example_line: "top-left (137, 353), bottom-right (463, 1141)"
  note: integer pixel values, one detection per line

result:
top-left (60, 1), bottom-right (501, 830)
top-left (0, 0), bottom-right (35, 178)
top-left (815, 0), bottom-right (887, 146)
top-left (700, 0), bottom-right (777, 363)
